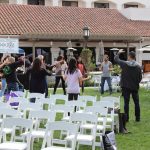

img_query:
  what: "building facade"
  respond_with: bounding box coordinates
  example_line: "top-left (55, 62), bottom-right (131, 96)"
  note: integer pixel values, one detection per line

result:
top-left (4, 0), bottom-right (150, 9)
top-left (0, 2), bottom-right (150, 71)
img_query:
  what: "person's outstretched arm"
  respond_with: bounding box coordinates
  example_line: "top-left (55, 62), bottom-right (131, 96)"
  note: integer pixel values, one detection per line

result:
top-left (114, 49), bottom-right (126, 68)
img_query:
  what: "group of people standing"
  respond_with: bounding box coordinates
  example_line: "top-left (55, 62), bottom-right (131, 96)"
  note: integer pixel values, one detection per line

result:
top-left (0, 54), bottom-right (87, 101)
top-left (0, 49), bottom-right (142, 122)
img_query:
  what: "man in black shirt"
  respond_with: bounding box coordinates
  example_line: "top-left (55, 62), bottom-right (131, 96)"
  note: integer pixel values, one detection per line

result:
top-left (1, 56), bottom-right (25, 93)
top-left (114, 50), bottom-right (142, 122)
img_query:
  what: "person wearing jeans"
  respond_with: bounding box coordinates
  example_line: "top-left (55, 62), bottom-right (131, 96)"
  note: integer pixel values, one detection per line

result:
top-left (53, 56), bottom-right (67, 95)
top-left (2, 57), bottom-right (25, 94)
top-left (101, 76), bottom-right (112, 94)
top-left (0, 78), bottom-right (7, 97)
top-left (100, 55), bottom-right (112, 95)
top-left (114, 50), bottom-right (142, 122)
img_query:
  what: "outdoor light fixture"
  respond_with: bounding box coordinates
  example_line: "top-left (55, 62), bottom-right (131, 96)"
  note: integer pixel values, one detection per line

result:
top-left (83, 25), bottom-right (90, 40)
top-left (83, 26), bottom-right (90, 49)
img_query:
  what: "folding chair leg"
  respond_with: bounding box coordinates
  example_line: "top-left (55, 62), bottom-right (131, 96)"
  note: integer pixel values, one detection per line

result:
top-left (92, 141), bottom-right (95, 150)
top-left (31, 138), bottom-right (34, 150)
top-left (77, 143), bottom-right (79, 150)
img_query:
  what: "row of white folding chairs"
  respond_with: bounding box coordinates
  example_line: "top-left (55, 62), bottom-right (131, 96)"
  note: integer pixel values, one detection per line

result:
top-left (0, 118), bottom-right (80, 150)
top-left (0, 110), bottom-right (101, 150)
top-left (8, 96), bottom-right (117, 133)
top-left (0, 103), bottom-right (107, 150)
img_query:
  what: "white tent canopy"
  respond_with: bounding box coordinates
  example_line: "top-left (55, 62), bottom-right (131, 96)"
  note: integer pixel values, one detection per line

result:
top-left (138, 46), bottom-right (150, 51)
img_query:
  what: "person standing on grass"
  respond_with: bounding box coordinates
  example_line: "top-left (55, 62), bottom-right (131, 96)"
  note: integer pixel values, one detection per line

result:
top-left (114, 49), bottom-right (142, 122)
top-left (0, 56), bottom-right (26, 93)
top-left (53, 56), bottom-right (67, 95)
top-left (38, 55), bottom-right (55, 97)
top-left (77, 56), bottom-right (87, 94)
top-left (100, 54), bottom-right (113, 95)
top-left (63, 57), bottom-right (89, 101)
top-left (0, 55), bottom-right (10, 96)
top-left (26, 58), bottom-right (52, 95)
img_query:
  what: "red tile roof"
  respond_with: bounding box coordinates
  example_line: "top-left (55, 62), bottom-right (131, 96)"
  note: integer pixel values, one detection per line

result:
top-left (0, 4), bottom-right (149, 40)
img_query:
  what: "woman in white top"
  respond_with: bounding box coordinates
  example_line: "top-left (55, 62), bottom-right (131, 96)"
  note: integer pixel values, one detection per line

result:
top-left (64, 57), bottom-right (87, 100)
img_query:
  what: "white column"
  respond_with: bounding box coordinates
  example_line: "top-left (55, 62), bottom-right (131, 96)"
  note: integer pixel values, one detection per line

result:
top-left (95, 46), bottom-right (100, 65)
top-left (51, 47), bottom-right (60, 64)
top-left (135, 42), bottom-right (142, 65)
top-left (52, 0), bottom-right (59, 6)
top-left (117, 4), bottom-right (123, 10)
top-left (16, 0), bottom-right (23, 4)
top-left (84, 0), bottom-right (92, 8)
top-left (45, 0), bottom-right (52, 6)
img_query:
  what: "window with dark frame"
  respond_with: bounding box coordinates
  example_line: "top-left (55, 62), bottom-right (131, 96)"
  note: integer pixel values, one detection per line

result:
top-left (94, 2), bottom-right (109, 8)
top-left (28, 0), bottom-right (45, 5)
top-left (124, 4), bottom-right (138, 8)
top-left (62, 1), bottom-right (78, 7)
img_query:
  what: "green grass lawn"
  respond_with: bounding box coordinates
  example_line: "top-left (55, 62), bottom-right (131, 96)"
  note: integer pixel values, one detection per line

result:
top-left (34, 88), bottom-right (150, 150)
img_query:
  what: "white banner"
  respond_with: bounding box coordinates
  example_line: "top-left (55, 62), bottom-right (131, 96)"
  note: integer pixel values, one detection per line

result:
top-left (0, 38), bottom-right (19, 53)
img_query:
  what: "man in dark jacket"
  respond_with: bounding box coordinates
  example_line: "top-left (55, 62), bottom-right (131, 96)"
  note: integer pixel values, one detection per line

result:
top-left (114, 50), bottom-right (142, 122)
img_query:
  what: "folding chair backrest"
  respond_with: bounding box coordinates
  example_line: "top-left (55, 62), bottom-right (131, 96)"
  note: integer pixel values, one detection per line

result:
top-left (19, 101), bottom-right (42, 111)
top-left (35, 98), bottom-right (53, 110)
top-left (78, 95), bottom-right (97, 105)
top-left (10, 91), bottom-right (26, 98)
top-left (0, 108), bottom-right (22, 118)
top-left (51, 105), bottom-right (74, 113)
top-left (29, 110), bottom-right (55, 121)
top-left (94, 100), bottom-right (115, 110)
top-left (50, 94), bottom-right (68, 104)
top-left (42, 121), bottom-right (78, 150)
top-left (100, 96), bottom-right (120, 109)
top-left (18, 102), bottom-right (42, 118)
top-left (2, 117), bottom-right (33, 129)
top-left (8, 97), bottom-right (28, 104)
top-left (85, 106), bottom-right (108, 117)
top-left (0, 101), bottom-right (11, 109)
top-left (66, 100), bottom-right (86, 111)
top-left (70, 112), bottom-right (98, 124)
top-left (27, 92), bottom-right (45, 99)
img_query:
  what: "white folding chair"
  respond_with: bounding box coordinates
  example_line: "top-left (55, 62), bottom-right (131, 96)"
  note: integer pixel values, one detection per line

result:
top-left (24, 110), bottom-right (56, 150)
top-left (100, 96), bottom-right (120, 132)
top-left (94, 100), bottom-right (115, 131)
top-left (41, 121), bottom-right (79, 150)
top-left (64, 100), bottom-right (86, 117)
top-left (27, 92), bottom-right (45, 100)
top-left (51, 105), bottom-right (74, 119)
top-left (92, 75), bottom-right (101, 91)
top-left (50, 94), bottom-right (68, 105)
top-left (18, 101), bottom-right (42, 118)
top-left (0, 118), bottom-right (33, 150)
top-left (35, 98), bottom-right (54, 110)
top-left (0, 108), bottom-right (22, 141)
top-left (0, 101), bottom-right (11, 109)
top-left (68, 113), bottom-right (98, 150)
top-left (100, 96), bottom-right (120, 109)
top-left (7, 97), bottom-right (28, 109)
top-left (10, 91), bottom-right (26, 98)
top-left (51, 105), bottom-right (75, 139)
top-left (85, 106), bottom-right (108, 147)
top-left (78, 95), bottom-right (97, 106)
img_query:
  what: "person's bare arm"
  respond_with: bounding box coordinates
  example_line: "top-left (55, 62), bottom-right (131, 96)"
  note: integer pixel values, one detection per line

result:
top-left (99, 64), bottom-right (103, 71)
top-left (109, 63), bottom-right (113, 71)
top-left (0, 61), bottom-right (7, 69)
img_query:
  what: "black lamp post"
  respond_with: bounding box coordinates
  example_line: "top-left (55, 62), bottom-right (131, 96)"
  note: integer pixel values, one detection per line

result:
top-left (83, 26), bottom-right (90, 49)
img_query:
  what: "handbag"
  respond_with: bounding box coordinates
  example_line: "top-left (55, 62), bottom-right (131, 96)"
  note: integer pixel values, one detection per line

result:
top-left (102, 131), bottom-right (117, 150)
